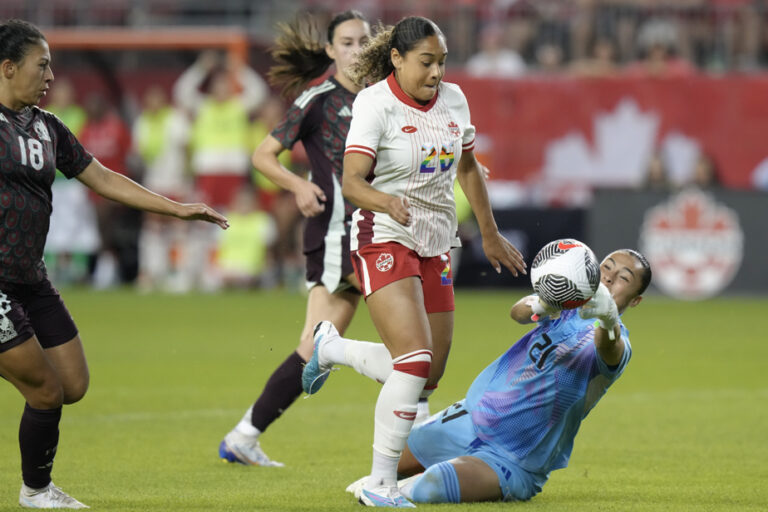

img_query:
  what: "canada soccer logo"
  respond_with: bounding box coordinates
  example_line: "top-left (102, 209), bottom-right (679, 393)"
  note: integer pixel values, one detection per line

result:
top-left (375, 253), bottom-right (394, 272)
top-left (639, 189), bottom-right (744, 300)
top-left (448, 121), bottom-right (460, 137)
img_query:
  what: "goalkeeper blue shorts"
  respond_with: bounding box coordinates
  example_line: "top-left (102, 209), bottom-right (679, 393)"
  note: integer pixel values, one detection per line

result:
top-left (407, 400), bottom-right (547, 501)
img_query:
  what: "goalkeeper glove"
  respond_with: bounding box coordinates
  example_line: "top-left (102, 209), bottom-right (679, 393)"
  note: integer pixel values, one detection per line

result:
top-left (579, 283), bottom-right (619, 340)
top-left (526, 295), bottom-right (559, 322)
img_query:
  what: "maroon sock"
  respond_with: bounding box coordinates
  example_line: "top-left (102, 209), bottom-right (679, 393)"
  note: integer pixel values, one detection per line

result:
top-left (250, 351), bottom-right (306, 432)
top-left (19, 404), bottom-right (61, 489)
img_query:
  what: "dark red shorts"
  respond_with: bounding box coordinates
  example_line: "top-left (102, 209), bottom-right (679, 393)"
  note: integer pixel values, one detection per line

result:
top-left (351, 242), bottom-right (454, 314)
top-left (0, 278), bottom-right (78, 353)
top-left (195, 175), bottom-right (248, 209)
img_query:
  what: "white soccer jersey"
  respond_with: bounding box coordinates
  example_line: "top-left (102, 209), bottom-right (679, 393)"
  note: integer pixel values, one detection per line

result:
top-left (345, 73), bottom-right (475, 257)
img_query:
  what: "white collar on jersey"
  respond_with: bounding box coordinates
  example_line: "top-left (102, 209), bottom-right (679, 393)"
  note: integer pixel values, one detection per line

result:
top-left (386, 73), bottom-right (439, 112)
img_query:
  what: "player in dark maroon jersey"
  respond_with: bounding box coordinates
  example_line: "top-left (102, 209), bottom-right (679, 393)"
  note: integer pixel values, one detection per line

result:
top-left (0, 19), bottom-right (228, 509)
top-left (217, 11), bottom-right (371, 466)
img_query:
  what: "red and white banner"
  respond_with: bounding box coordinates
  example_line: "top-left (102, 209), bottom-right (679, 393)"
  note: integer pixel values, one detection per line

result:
top-left (452, 74), bottom-right (768, 189)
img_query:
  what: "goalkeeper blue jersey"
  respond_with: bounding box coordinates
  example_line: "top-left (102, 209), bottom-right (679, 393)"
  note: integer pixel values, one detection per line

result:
top-left (465, 308), bottom-right (631, 476)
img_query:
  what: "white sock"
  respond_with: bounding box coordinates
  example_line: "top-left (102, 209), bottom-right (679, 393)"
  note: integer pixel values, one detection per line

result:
top-left (368, 448), bottom-right (401, 489)
top-left (414, 398), bottom-right (431, 426)
top-left (343, 341), bottom-right (393, 383)
top-left (318, 332), bottom-right (349, 366)
top-left (368, 349), bottom-right (432, 488)
top-left (233, 406), bottom-right (261, 438)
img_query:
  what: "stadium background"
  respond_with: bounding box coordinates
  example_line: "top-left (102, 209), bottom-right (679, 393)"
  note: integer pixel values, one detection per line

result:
top-left (0, 2), bottom-right (766, 511)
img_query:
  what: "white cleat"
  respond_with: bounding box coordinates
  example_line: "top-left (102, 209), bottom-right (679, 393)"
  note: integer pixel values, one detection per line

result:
top-left (347, 475), bottom-right (424, 501)
top-left (359, 484), bottom-right (416, 508)
top-left (345, 475), bottom-right (368, 499)
top-left (19, 482), bottom-right (89, 509)
top-left (218, 430), bottom-right (284, 467)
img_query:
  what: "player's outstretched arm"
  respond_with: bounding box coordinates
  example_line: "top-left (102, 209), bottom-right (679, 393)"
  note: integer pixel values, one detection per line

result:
top-left (342, 152), bottom-right (411, 226)
top-left (456, 150), bottom-right (525, 277)
top-left (252, 135), bottom-right (326, 217)
top-left (76, 159), bottom-right (229, 229)
top-left (579, 283), bottom-right (624, 365)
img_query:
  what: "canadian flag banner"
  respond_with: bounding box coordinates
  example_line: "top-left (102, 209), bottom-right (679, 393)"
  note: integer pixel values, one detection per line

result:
top-left (452, 74), bottom-right (768, 190)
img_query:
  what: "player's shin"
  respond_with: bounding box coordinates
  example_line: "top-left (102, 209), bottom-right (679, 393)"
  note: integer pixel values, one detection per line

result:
top-left (368, 349), bottom-right (432, 488)
top-left (344, 340), bottom-right (393, 383)
top-left (19, 404), bottom-right (61, 489)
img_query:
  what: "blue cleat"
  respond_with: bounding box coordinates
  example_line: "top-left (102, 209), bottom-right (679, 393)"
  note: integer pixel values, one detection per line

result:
top-left (301, 321), bottom-right (338, 395)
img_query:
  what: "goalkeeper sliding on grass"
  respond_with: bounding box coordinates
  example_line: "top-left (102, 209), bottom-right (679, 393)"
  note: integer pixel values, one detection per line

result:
top-left (313, 248), bottom-right (651, 505)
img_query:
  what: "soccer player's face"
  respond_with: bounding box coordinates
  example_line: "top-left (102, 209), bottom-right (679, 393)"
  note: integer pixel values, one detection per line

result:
top-left (600, 252), bottom-right (645, 313)
top-left (328, 19), bottom-right (370, 79)
top-left (6, 40), bottom-right (53, 109)
top-left (393, 34), bottom-right (447, 103)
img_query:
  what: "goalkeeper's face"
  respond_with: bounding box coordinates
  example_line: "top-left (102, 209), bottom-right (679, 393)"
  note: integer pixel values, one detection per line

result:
top-left (600, 252), bottom-right (645, 313)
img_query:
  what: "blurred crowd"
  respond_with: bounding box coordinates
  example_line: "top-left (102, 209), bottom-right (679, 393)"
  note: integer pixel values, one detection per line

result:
top-left (457, 0), bottom-right (763, 77)
top-left (44, 52), bottom-right (304, 293)
top-left (5, 1), bottom-right (768, 74)
top-left (22, 0), bottom-right (767, 291)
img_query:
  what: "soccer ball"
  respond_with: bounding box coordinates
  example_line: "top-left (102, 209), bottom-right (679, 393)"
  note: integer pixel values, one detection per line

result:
top-left (530, 239), bottom-right (600, 310)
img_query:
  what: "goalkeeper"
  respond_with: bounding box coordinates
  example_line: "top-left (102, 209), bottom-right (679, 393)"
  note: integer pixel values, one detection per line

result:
top-left (348, 248), bottom-right (651, 504)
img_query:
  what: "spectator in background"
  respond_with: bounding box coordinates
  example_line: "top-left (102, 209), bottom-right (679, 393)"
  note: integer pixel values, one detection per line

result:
top-left (533, 40), bottom-right (565, 73)
top-left (173, 50), bottom-right (268, 290)
top-left (214, 186), bottom-right (277, 289)
top-left (174, 50), bottom-right (267, 209)
top-left (79, 92), bottom-right (138, 288)
top-left (43, 78), bottom-right (99, 285)
top-left (132, 85), bottom-right (192, 292)
top-left (570, 35), bottom-right (620, 76)
top-left (43, 78), bottom-right (85, 133)
top-left (465, 23), bottom-right (527, 77)
top-left (690, 152), bottom-right (720, 189)
top-left (625, 17), bottom-right (697, 77)
top-left (644, 152), bottom-right (673, 191)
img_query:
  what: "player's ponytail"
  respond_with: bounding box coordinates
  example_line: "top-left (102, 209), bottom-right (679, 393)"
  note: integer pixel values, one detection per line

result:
top-left (268, 10), bottom-right (367, 98)
top-left (349, 16), bottom-right (444, 85)
top-left (348, 24), bottom-right (394, 85)
top-left (0, 19), bottom-right (46, 64)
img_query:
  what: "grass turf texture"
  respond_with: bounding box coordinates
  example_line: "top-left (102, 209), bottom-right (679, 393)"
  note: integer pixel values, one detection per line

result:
top-left (1, 288), bottom-right (766, 511)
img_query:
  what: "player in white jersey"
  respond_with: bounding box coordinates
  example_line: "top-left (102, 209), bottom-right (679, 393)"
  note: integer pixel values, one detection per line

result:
top-left (301, 16), bottom-right (526, 508)
top-left (372, 249), bottom-right (651, 504)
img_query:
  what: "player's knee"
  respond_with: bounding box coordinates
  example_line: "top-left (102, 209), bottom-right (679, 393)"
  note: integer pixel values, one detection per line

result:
top-left (408, 461), bottom-right (461, 504)
top-left (28, 378), bottom-right (64, 409)
top-left (62, 373), bottom-right (89, 404)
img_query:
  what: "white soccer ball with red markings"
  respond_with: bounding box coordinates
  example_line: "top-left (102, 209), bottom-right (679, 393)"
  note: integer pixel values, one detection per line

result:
top-left (530, 239), bottom-right (600, 310)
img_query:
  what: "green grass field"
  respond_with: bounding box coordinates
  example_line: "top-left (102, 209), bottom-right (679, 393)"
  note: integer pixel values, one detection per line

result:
top-left (1, 288), bottom-right (766, 511)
